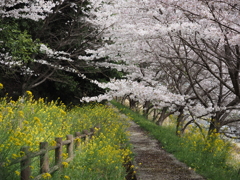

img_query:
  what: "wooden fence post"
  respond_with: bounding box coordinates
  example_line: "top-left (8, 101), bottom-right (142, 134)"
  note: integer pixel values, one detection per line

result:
top-left (82, 130), bottom-right (89, 141)
top-left (20, 146), bottom-right (31, 180)
top-left (55, 137), bottom-right (62, 165)
top-left (90, 127), bottom-right (95, 134)
top-left (40, 142), bottom-right (49, 173)
top-left (66, 135), bottom-right (74, 158)
top-left (82, 130), bottom-right (89, 135)
top-left (75, 132), bottom-right (81, 149)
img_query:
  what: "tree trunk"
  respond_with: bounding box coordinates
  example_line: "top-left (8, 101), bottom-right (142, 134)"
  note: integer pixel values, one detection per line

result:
top-left (208, 117), bottom-right (221, 135)
top-left (142, 101), bottom-right (152, 119)
top-left (129, 99), bottom-right (137, 111)
top-left (156, 107), bottom-right (169, 126)
top-left (176, 107), bottom-right (185, 137)
top-left (152, 109), bottom-right (159, 122)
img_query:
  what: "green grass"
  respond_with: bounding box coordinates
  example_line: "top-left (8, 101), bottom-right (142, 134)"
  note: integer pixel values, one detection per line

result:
top-left (111, 100), bottom-right (240, 180)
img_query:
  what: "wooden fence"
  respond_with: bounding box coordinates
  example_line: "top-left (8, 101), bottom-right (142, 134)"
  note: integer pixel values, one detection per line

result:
top-left (7, 127), bottom-right (98, 180)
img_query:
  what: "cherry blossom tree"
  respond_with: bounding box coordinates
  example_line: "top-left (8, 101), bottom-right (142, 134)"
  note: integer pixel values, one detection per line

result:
top-left (81, 0), bottom-right (240, 138)
top-left (158, 0), bottom-right (240, 136)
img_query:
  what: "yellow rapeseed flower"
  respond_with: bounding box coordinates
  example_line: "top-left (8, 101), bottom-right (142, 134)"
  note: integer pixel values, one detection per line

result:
top-left (0, 83), bottom-right (3, 89)
top-left (0, 112), bottom-right (2, 122)
top-left (60, 109), bottom-right (67, 116)
top-left (42, 173), bottom-right (51, 179)
top-left (50, 140), bottom-right (56, 146)
top-left (62, 161), bottom-right (69, 168)
top-left (26, 91), bottom-right (32, 96)
top-left (74, 138), bottom-right (81, 143)
top-left (62, 153), bottom-right (68, 159)
top-left (23, 120), bottom-right (29, 124)
top-left (18, 111), bottom-right (24, 118)
top-left (15, 171), bottom-right (20, 176)
top-left (12, 153), bottom-right (18, 159)
top-left (63, 175), bottom-right (70, 179)
top-left (6, 107), bottom-right (13, 114)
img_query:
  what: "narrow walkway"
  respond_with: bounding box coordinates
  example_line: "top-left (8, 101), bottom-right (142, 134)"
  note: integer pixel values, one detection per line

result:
top-left (128, 121), bottom-right (206, 180)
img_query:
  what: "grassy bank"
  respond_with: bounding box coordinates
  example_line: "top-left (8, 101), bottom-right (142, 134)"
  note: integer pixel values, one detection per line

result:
top-left (0, 92), bottom-right (133, 180)
top-left (111, 100), bottom-right (240, 180)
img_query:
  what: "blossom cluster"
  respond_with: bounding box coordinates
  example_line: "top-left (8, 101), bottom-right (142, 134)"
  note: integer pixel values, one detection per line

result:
top-left (0, 0), bottom-right (61, 21)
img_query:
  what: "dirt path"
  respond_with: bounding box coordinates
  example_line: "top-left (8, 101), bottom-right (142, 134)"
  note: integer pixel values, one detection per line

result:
top-left (128, 121), bottom-right (206, 180)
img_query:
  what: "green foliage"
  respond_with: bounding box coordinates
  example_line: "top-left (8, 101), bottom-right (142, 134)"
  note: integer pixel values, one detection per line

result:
top-left (5, 30), bottom-right (40, 62)
top-left (0, 19), bottom-right (40, 63)
top-left (112, 100), bottom-right (240, 180)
